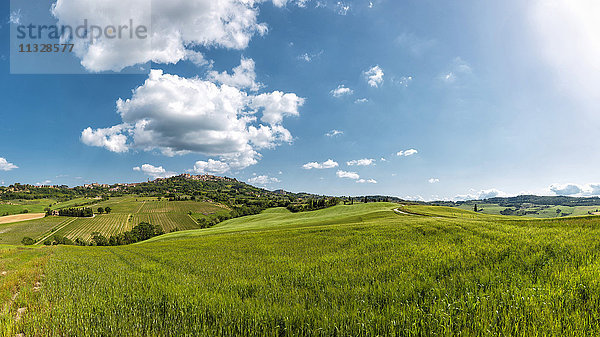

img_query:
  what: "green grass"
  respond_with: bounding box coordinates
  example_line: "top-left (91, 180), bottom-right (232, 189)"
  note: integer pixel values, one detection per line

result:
top-left (0, 246), bottom-right (48, 335)
top-left (0, 199), bottom-right (55, 217)
top-left (5, 203), bottom-right (600, 335)
top-left (0, 217), bottom-right (71, 245)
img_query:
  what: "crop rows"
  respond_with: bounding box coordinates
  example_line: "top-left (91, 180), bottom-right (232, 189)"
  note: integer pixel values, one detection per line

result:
top-left (131, 213), bottom-right (198, 232)
top-left (139, 200), bottom-right (225, 214)
top-left (56, 214), bottom-right (130, 241)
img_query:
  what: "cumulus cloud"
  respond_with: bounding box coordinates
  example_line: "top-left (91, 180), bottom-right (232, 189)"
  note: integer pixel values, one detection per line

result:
top-left (354, 98), bottom-right (369, 104)
top-left (364, 65), bottom-right (384, 87)
top-left (428, 178), bottom-right (440, 184)
top-left (455, 188), bottom-right (508, 201)
top-left (330, 85), bottom-right (353, 98)
top-left (207, 58), bottom-right (262, 91)
top-left (191, 159), bottom-right (231, 175)
top-left (303, 159), bottom-right (339, 170)
top-left (325, 130), bottom-right (344, 137)
top-left (248, 175), bottom-right (280, 185)
top-left (81, 125), bottom-right (129, 153)
top-left (397, 149), bottom-right (418, 157)
top-left (133, 164), bottom-right (177, 179)
top-left (548, 183), bottom-right (600, 196)
top-left (356, 178), bottom-right (377, 184)
top-left (50, 0), bottom-right (292, 72)
top-left (346, 158), bottom-right (375, 166)
top-left (0, 158), bottom-right (18, 171)
top-left (336, 170), bottom-right (360, 180)
top-left (82, 69), bottom-right (303, 172)
top-left (549, 183), bottom-right (582, 196)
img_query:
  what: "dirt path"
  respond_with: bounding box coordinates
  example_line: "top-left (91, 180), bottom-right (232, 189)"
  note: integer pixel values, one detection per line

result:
top-left (394, 208), bottom-right (421, 216)
top-left (0, 213), bottom-right (46, 225)
top-left (136, 201), bottom-right (147, 214)
top-left (35, 218), bottom-right (76, 245)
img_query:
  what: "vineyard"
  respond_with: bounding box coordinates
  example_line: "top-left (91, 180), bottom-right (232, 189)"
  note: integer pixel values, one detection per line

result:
top-left (138, 200), bottom-right (228, 214)
top-left (131, 213), bottom-right (198, 232)
top-left (0, 217), bottom-right (68, 245)
top-left (55, 214), bottom-right (131, 241)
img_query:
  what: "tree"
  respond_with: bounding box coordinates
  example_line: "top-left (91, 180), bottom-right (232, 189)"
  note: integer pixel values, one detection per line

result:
top-left (21, 237), bottom-right (35, 245)
top-left (91, 232), bottom-right (109, 246)
top-left (474, 204), bottom-right (478, 212)
top-left (97, 207), bottom-right (104, 214)
top-left (104, 207), bottom-right (111, 214)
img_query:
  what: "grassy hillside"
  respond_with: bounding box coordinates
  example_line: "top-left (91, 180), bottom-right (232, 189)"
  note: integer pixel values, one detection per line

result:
top-left (2, 203), bottom-right (600, 335)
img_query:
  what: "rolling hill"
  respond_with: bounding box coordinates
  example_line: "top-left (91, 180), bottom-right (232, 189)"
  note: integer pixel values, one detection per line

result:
top-left (3, 203), bottom-right (600, 335)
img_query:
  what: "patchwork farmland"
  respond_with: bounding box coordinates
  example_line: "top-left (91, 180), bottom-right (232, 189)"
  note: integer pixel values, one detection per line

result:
top-left (49, 197), bottom-right (230, 241)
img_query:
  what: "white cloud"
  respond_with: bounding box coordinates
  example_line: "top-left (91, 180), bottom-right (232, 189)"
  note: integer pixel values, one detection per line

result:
top-left (336, 170), bottom-right (360, 180)
top-left (207, 58), bottom-right (262, 91)
top-left (393, 76), bottom-right (413, 87)
top-left (356, 178), bottom-right (377, 184)
top-left (248, 175), bottom-right (280, 185)
top-left (455, 188), bottom-right (508, 201)
top-left (440, 57), bottom-right (472, 84)
top-left (548, 183), bottom-right (600, 196)
top-left (303, 159), bottom-right (339, 170)
top-left (325, 130), bottom-right (344, 137)
top-left (191, 159), bottom-right (231, 175)
top-left (397, 149), bottom-right (418, 157)
top-left (428, 178), bottom-right (440, 184)
top-left (364, 65), bottom-right (384, 88)
top-left (549, 183), bottom-right (582, 196)
top-left (297, 50), bottom-right (323, 62)
top-left (0, 158), bottom-right (18, 171)
top-left (9, 10), bottom-right (21, 25)
top-left (133, 164), bottom-right (177, 179)
top-left (81, 125), bottom-right (129, 153)
top-left (336, 2), bottom-right (350, 15)
top-left (330, 85), bottom-right (353, 98)
top-left (50, 0), bottom-right (289, 72)
top-left (252, 91), bottom-right (305, 125)
top-left (82, 69), bottom-right (303, 172)
top-left (346, 158), bottom-right (375, 166)
top-left (354, 98), bottom-right (369, 104)
top-left (36, 180), bottom-right (52, 186)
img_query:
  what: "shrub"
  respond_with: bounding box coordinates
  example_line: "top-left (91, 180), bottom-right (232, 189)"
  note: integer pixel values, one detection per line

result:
top-left (21, 237), bottom-right (35, 245)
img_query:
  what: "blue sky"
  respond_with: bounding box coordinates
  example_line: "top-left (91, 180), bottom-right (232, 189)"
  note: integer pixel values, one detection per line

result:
top-left (1, 0), bottom-right (600, 200)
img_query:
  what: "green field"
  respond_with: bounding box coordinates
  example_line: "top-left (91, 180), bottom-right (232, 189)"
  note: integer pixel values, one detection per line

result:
top-left (0, 217), bottom-right (73, 245)
top-left (0, 199), bottom-right (55, 217)
top-left (42, 198), bottom-right (228, 241)
top-left (4, 203), bottom-right (600, 335)
top-left (0, 197), bottom-right (230, 245)
top-left (456, 202), bottom-right (600, 218)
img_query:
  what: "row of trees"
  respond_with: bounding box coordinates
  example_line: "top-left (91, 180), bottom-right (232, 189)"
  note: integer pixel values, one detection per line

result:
top-left (56, 207), bottom-right (93, 217)
top-left (286, 198), bottom-right (340, 213)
